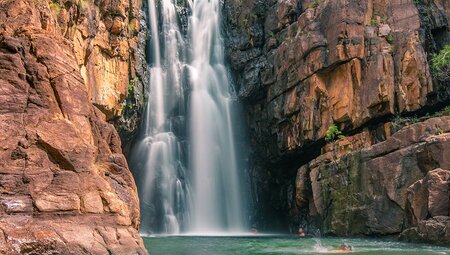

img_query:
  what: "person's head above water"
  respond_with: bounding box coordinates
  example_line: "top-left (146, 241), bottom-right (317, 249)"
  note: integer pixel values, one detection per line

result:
top-left (298, 228), bottom-right (305, 237)
top-left (337, 243), bottom-right (352, 251)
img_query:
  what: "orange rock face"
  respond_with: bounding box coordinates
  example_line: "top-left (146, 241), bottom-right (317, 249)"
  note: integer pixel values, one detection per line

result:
top-left (0, 0), bottom-right (147, 254)
top-left (53, 0), bottom-right (142, 119)
top-left (224, 0), bottom-right (450, 243)
top-left (226, 0), bottom-right (448, 160)
top-left (301, 117), bottom-right (450, 236)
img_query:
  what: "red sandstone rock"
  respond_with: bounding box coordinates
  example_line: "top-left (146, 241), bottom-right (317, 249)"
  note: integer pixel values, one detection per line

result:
top-left (407, 169), bottom-right (450, 225)
top-left (227, 0), bottom-right (447, 162)
top-left (295, 117), bottom-right (450, 237)
top-left (224, 1), bottom-right (449, 243)
top-left (0, 0), bottom-right (147, 253)
top-left (400, 216), bottom-right (450, 246)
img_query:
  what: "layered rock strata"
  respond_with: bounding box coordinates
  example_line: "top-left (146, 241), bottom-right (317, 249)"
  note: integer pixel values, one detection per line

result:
top-left (294, 116), bottom-right (450, 244)
top-left (0, 0), bottom-right (147, 253)
top-left (224, 0), bottom-right (450, 244)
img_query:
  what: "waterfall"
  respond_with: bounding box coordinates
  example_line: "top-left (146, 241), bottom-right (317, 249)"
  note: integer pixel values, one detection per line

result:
top-left (135, 0), bottom-right (247, 235)
top-left (188, 0), bottom-right (246, 233)
top-left (137, 0), bottom-right (189, 235)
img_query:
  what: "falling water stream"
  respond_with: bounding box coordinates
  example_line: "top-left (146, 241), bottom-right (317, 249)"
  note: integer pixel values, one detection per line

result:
top-left (135, 0), bottom-right (189, 234)
top-left (134, 0), bottom-right (247, 235)
top-left (188, 0), bottom-right (246, 234)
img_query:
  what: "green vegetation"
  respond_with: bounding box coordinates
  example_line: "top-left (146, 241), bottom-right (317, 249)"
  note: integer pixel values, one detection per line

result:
top-left (433, 111), bottom-right (443, 117)
top-left (444, 106), bottom-right (450, 114)
top-left (435, 128), bottom-right (444, 135)
top-left (370, 18), bottom-right (377, 26)
top-left (433, 106), bottom-right (450, 117)
top-left (410, 115), bottom-right (420, 124)
top-left (128, 77), bottom-right (138, 95)
top-left (391, 115), bottom-right (406, 133)
top-left (390, 106), bottom-right (449, 134)
top-left (242, 18), bottom-right (249, 27)
top-left (308, 0), bottom-right (321, 9)
top-left (325, 123), bottom-right (345, 142)
top-left (431, 45), bottom-right (450, 82)
top-left (391, 114), bottom-right (421, 133)
top-left (438, 106), bottom-right (450, 117)
top-left (49, 1), bottom-right (61, 12)
top-left (237, 12), bottom-right (256, 31)
top-left (386, 34), bottom-right (395, 43)
top-left (122, 77), bottom-right (140, 114)
top-left (369, 15), bottom-right (387, 26)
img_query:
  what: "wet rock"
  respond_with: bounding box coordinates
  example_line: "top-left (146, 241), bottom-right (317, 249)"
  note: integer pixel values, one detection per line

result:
top-left (224, 0), bottom-right (449, 167)
top-left (292, 117), bottom-right (450, 237)
top-left (400, 216), bottom-right (450, 246)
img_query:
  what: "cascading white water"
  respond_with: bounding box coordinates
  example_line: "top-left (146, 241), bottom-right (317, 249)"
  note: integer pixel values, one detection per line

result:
top-left (188, 0), bottom-right (247, 233)
top-left (137, 0), bottom-right (247, 235)
top-left (138, 0), bottom-right (189, 234)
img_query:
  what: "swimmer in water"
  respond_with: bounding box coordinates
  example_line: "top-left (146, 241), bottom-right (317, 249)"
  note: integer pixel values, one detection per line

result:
top-left (298, 227), bottom-right (305, 237)
top-left (314, 242), bottom-right (353, 253)
top-left (335, 243), bottom-right (352, 252)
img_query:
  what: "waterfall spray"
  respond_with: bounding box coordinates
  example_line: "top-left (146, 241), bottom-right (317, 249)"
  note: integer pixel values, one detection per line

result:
top-left (188, 0), bottom-right (247, 233)
top-left (135, 0), bottom-right (247, 235)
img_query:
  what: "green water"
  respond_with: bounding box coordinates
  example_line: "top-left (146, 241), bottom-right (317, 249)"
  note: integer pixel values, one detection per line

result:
top-left (144, 236), bottom-right (450, 255)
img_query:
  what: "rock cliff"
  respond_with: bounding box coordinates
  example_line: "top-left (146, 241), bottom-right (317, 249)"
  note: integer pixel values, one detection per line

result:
top-left (1, 0), bottom-right (449, 251)
top-left (0, 0), bottom-right (147, 253)
top-left (224, 0), bottom-right (450, 245)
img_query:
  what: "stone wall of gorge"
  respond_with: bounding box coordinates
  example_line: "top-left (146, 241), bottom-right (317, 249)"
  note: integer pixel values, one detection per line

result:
top-left (46, 0), bottom-right (148, 151)
top-left (0, 0), bottom-right (147, 253)
top-left (296, 116), bottom-right (450, 244)
top-left (224, 0), bottom-right (450, 244)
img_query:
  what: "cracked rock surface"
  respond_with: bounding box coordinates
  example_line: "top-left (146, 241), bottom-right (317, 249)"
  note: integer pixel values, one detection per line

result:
top-left (0, 0), bottom-right (147, 253)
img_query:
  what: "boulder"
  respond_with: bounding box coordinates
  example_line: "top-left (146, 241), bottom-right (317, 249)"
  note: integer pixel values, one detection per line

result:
top-left (400, 217), bottom-right (450, 246)
top-left (294, 117), bottom-right (450, 238)
top-left (407, 169), bottom-right (450, 225)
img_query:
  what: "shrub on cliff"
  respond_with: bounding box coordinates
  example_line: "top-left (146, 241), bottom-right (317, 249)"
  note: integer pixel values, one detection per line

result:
top-left (325, 124), bottom-right (345, 142)
top-left (431, 45), bottom-right (450, 82)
